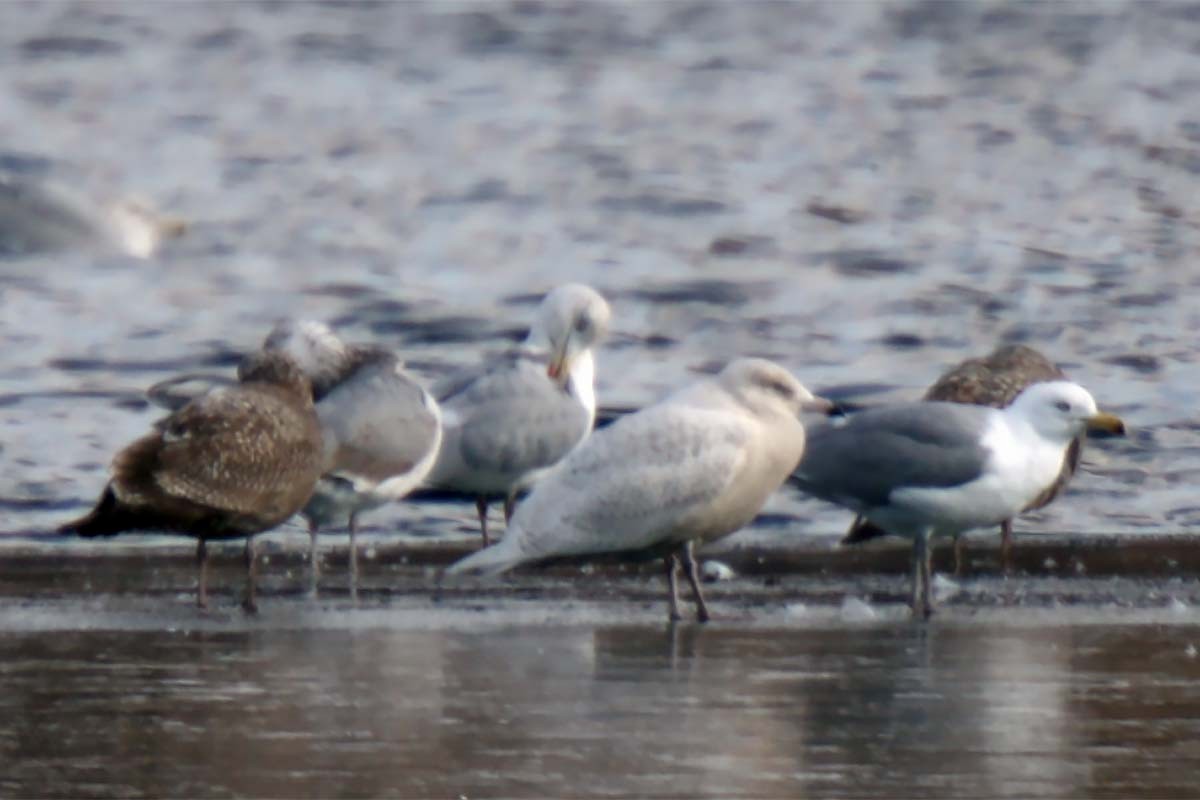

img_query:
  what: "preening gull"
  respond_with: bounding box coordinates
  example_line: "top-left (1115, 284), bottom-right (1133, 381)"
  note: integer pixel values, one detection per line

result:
top-left (59, 351), bottom-right (324, 612)
top-left (263, 319), bottom-right (442, 600)
top-left (428, 283), bottom-right (610, 545)
top-left (793, 381), bottom-right (1125, 619)
top-left (446, 358), bottom-right (832, 623)
top-left (843, 344), bottom-right (1082, 574)
top-left (146, 372), bottom-right (236, 412)
top-left (0, 174), bottom-right (185, 258)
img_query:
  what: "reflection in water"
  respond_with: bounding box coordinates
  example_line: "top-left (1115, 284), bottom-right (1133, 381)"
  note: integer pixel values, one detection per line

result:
top-left (3, 620), bottom-right (1199, 798)
top-left (1067, 628), bottom-right (1200, 799)
top-left (977, 632), bottom-right (1081, 794)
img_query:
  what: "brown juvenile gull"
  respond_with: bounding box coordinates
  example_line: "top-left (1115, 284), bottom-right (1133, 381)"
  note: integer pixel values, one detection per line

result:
top-left (428, 283), bottom-right (610, 546)
top-left (843, 344), bottom-right (1081, 574)
top-left (0, 173), bottom-right (185, 259)
top-left (793, 381), bottom-right (1124, 619)
top-left (59, 351), bottom-right (324, 612)
top-left (262, 319), bottom-right (442, 601)
top-left (445, 358), bottom-right (832, 623)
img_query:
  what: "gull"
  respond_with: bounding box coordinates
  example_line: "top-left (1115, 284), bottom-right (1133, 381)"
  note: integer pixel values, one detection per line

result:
top-left (842, 344), bottom-right (1081, 574)
top-left (446, 358), bottom-right (831, 623)
top-left (793, 381), bottom-right (1125, 619)
top-left (261, 319), bottom-right (442, 601)
top-left (59, 351), bottom-right (324, 612)
top-left (428, 283), bottom-right (610, 545)
top-left (0, 173), bottom-right (185, 258)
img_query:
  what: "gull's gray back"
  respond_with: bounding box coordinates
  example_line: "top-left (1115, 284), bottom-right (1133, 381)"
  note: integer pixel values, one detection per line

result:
top-left (432, 350), bottom-right (532, 408)
top-left (794, 402), bottom-right (992, 510)
top-left (431, 353), bottom-right (591, 489)
top-left (318, 352), bottom-right (441, 486)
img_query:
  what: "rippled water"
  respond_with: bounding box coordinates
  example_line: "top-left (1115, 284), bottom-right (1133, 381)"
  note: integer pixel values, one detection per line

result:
top-left (0, 0), bottom-right (1190, 541)
top-left (4, 600), bottom-right (1200, 799)
top-left (2, 2), bottom-right (1200, 795)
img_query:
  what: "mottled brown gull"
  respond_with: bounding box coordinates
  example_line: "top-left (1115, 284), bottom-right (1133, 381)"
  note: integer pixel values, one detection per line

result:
top-left (793, 381), bottom-right (1125, 619)
top-left (263, 319), bottom-right (442, 601)
top-left (59, 351), bottom-right (324, 612)
top-left (446, 358), bottom-right (831, 623)
top-left (843, 344), bottom-right (1082, 574)
top-left (429, 283), bottom-right (610, 546)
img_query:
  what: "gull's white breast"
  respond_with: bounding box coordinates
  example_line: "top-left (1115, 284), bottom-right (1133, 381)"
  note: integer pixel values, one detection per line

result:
top-left (889, 412), bottom-right (1067, 536)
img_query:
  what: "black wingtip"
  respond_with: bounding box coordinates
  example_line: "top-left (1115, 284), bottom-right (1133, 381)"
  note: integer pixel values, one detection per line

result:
top-left (839, 517), bottom-right (892, 546)
top-left (57, 487), bottom-right (127, 538)
top-left (827, 400), bottom-right (871, 417)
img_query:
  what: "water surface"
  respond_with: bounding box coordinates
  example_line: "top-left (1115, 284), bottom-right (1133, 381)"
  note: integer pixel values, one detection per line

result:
top-left (3, 608), bottom-right (1199, 799)
top-left (0, 0), bottom-right (1190, 541)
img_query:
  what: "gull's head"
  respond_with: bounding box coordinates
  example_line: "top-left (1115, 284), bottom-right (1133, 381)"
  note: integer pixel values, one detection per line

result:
top-left (719, 358), bottom-right (833, 419)
top-left (262, 319), bottom-right (350, 383)
top-left (529, 283), bottom-right (611, 387)
top-left (1008, 380), bottom-right (1126, 442)
top-left (236, 350), bottom-right (314, 404)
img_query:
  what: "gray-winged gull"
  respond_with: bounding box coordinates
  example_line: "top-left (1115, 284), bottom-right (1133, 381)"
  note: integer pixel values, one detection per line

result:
top-left (59, 351), bottom-right (324, 612)
top-left (0, 174), bottom-right (185, 258)
top-left (446, 358), bottom-right (832, 623)
top-left (793, 380), bottom-right (1125, 619)
top-left (146, 372), bottom-right (236, 411)
top-left (428, 283), bottom-right (610, 545)
top-left (263, 319), bottom-right (442, 601)
top-left (843, 344), bottom-right (1082, 575)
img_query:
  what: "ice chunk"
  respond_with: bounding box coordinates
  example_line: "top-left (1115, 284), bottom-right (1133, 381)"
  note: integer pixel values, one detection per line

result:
top-left (701, 560), bottom-right (735, 582)
top-left (933, 573), bottom-right (961, 602)
top-left (839, 596), bottom-right (877, 622)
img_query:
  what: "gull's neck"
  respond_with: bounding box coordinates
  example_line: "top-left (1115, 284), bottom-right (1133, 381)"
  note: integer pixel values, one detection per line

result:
top-left (991, 409), bottom-right (1070, 493)
top-left (1002, 403), bottom-right (1077, 450)
top-left (567, 349), bottom-right (597, 423)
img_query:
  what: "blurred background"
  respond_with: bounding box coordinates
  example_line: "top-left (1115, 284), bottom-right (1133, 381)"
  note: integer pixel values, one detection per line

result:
top-left (0, 1), bottom-right (1191, 540)
top-left (5, 5), bottom-right (1200, 799)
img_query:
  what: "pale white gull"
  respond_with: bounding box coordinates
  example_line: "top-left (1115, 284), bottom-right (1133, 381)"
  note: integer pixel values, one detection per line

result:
top-left (263, 319), bottom-right (442, 601)
top-left (445, 358), bottom-right (832, 623)
top-left (428, 283), bottom-right (610, 545)
top-left (0, 173), bottom-right (185, 258)
top-left (792, 381), bottom-right (1125, 619)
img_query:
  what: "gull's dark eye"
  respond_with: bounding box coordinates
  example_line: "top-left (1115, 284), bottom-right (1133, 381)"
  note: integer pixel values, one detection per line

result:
top-left (574, 315), bottom-right (591, 333)
top-left (755, 374), bottom-right (793, 399)
top-left (1054, 400), bottom-right (1071, 412)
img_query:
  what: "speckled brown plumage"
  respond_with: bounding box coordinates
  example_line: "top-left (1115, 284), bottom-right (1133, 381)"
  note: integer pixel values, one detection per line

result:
top-left (921, 345), bottom-right (1066, 407)
top-left (59, 350), bottom-right (324, 611)
top-left (843, 345), bottom-right (1083, 574)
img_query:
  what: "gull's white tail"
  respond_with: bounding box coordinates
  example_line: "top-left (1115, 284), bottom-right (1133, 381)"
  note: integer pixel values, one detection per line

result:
top-left (443, 531), bottom-right (526, 579)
